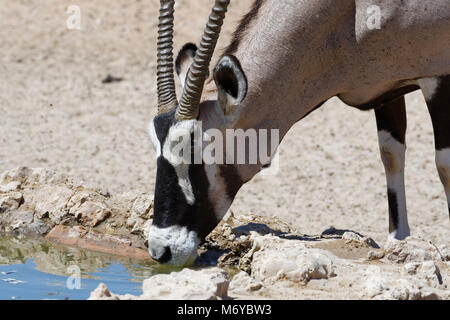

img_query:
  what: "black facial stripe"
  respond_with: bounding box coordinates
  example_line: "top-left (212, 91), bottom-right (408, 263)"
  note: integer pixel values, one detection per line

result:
top-left (153, 156), bottom-right (191, 228)
top-left (387, 188), bottom-right (399, 232)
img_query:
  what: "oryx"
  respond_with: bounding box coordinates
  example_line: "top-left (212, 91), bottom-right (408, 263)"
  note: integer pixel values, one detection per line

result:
top-left (147, 0), bottom-right (450, 265)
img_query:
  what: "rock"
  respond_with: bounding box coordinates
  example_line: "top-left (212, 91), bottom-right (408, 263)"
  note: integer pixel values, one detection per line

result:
top-left (229, 271), bottom-right (263, 295)
top-left (437, 244), bottom-right (450, 261)
top-left (88, 283), bottom-right (137, 300)
top-left (402, 261), bottom-right (443, 287)
top-left (403, 262), bottom-right (421, 275)
top-left (34, 185), bottom-right (74, 224)
top-left (88, 283), bottom-right (119, 300)
top-left (419, 261), bottom-right (443, 286)
top-left (251, 235), bottom-right (336, 284)
top-left (131, 195), bottom-right (153, 218)
top-left (1, 210), bottom-right (49, 235)
top-left (367, 249), bottom-right (385, 260)
top-left (364, 266), bottom-right (441, 300)
top-left (89, 268), bottom-right (230, 300)
top-left (0, 181), bottom-right (20, 193)
top-left (71, 200), bottom-right (111, 227)
top-left (0, 192), bottom-right (23, 213)
top-left (141, 267), bottom-right (229, 300)
top-left (388, 279), bottom-right (440, 300)
top-left (217, 236), bottom-right (254, 273)
top-left (383, 237), bottom-right (444, 263)
top-left (125, 195), bottom-right (153, 238)
top-left (342, 231), bottom-right (379, 248)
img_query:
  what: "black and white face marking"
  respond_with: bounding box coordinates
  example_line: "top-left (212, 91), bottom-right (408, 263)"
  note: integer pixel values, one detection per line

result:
top-left (147, 109), bottom-right (237, 266)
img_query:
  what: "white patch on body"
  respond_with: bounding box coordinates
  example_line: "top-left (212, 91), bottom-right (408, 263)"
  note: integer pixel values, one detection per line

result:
top-left (418, 77), bottom-right (440, 102)
top-left (435, 148), bottom-right (450, 205)
top-left (148, 225), bottom-right (200, 266)
top-left (378, 130), bottom-right (410, 240)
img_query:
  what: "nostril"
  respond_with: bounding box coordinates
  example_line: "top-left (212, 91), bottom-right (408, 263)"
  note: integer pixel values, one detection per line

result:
top-left (151, 246), bottom-right (172, 264)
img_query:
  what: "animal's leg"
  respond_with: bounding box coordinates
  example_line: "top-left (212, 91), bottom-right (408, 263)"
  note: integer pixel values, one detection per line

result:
top-left (419, 76), bottom-right (450, 218)
top-left (375, 96), bottom-right (410, 239)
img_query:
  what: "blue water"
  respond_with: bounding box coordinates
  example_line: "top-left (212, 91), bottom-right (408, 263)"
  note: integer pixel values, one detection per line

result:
top-left (0, 236), bottom-right (181, 300)
top-left (0, 261), bottom-right (144, 299)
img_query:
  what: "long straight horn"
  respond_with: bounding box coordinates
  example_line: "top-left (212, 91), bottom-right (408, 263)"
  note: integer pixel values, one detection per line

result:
top-left (157, 0), bottom-right (178, 113)
top-left (176, 0), bottom-right (230, 120)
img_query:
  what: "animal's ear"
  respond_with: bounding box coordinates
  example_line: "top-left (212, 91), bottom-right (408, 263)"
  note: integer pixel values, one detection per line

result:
top-left (175, 43), bottom-right (197, 88)
top-left (213, 55), bottom-right (247, 116)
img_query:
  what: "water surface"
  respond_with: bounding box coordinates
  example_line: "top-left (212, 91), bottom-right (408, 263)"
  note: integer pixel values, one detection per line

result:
top-left (0, 236), bottom-right (182, 300)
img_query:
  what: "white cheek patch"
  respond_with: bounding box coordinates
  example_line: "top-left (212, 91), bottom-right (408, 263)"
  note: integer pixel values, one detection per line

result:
top-left (148, 225), bottom-right (200, 266)
top-left (175, 165), bottom-right (195, 205)
top-left (162, 120), bottom-right (198, 205)
top-left (148, 121), bottom-right (161, 157)
top-left (204, 164), bottom-right (232, 220)
top-left (418, 77), bottom-right (440, 102)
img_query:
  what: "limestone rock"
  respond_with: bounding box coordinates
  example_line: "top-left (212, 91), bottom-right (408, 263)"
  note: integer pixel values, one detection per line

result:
top-left (34, 185), bottom-right (74, 224)
top-left (383, 237), bottom-right (444, 263)
top-left (1, 210), bottom-right (49, 235)
top-left (229, 271), bottom-right (263, 295)
top-left (251, 235), bottom-right (336, 284)
top-left (88, 283), bottom-right (120, 300)
top-left (402, 261), bottom-right (443, 287)
top-left (89, 268), bottom-right (230, 300)
top-left (131, 195), bottom-right (153, 219)
top-left (367, 249), bottom-right (385, 260)
top-left (364, 266), bottom-right (441, 300)
top-left (126, 195), bottom-right (153, 239)
top-left (0, 181), bottom-right (21, 193)
top-left (70, 198), bottom-right (111, 227)
top-left (141, 267), bottom-right (229, 300)
top-left (437, 244), bottom-right (450, 261)
top-left (342, 231), bottom-right (379, 248)
top-left (0, 192), bottom-right (23, 213)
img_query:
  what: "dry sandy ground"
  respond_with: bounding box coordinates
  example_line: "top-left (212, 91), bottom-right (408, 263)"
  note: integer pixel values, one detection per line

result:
top-left (1, 0), bottom-right (449, 268)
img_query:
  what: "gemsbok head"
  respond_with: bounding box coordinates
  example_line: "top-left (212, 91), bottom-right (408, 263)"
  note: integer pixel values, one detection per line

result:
top-left (147, 0), bottom-right (253, 265)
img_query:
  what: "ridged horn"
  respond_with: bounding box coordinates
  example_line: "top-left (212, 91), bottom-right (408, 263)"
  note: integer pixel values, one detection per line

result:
top-left (157, 0), bottom-right (178, 113)
top-left (176, 0), bottom-right (230, 120)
